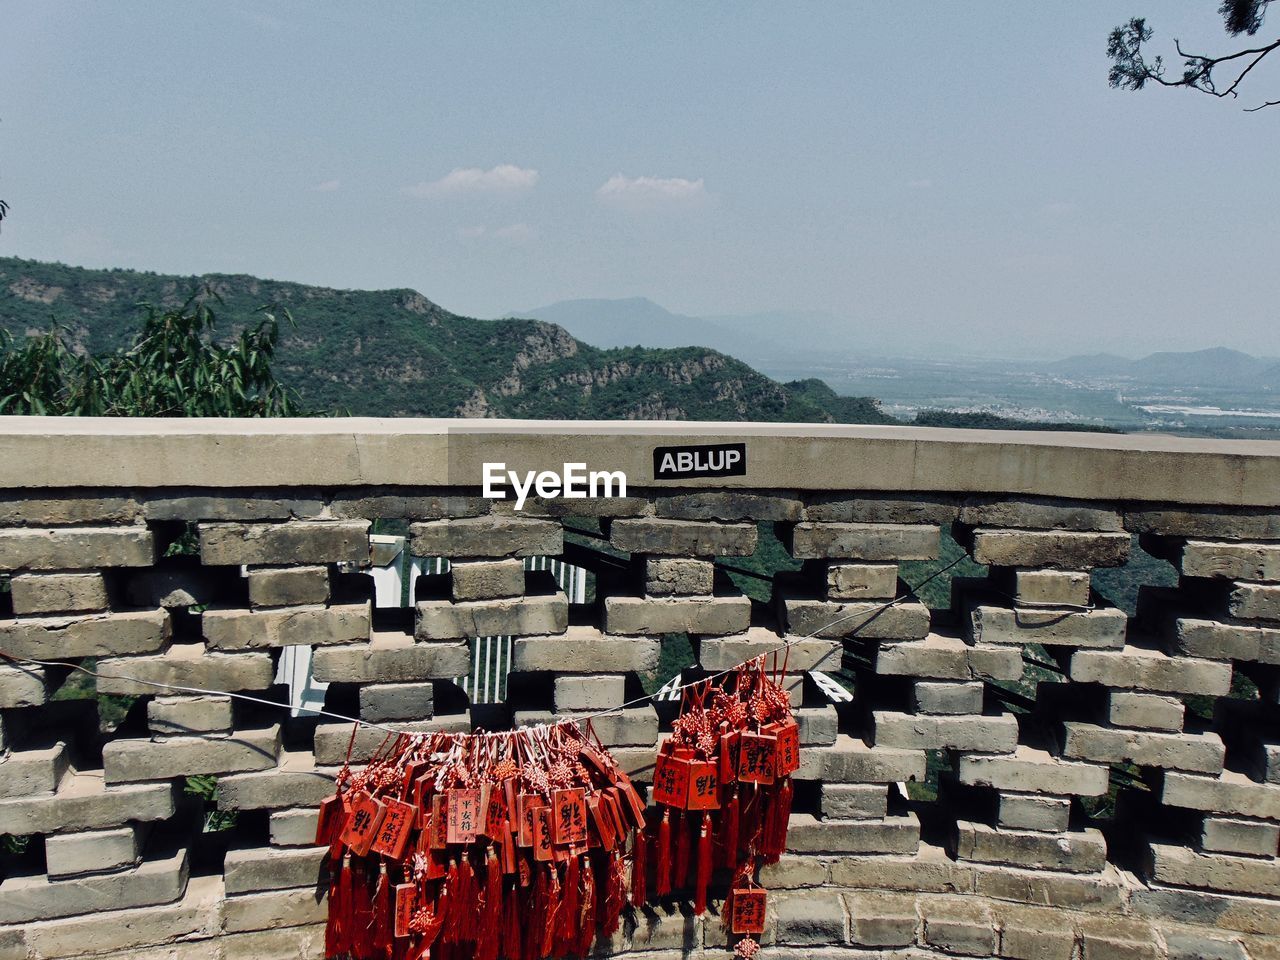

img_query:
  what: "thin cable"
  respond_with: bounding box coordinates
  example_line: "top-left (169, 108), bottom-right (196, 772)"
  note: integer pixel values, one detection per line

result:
top-left (0, 554), bottom-right (968, 740)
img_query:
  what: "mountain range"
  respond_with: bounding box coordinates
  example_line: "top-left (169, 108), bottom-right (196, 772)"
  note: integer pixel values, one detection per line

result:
top-left (0, 258), bottom-right (888, 424)
top-left (1043, 347), bottom-right (1280, 389)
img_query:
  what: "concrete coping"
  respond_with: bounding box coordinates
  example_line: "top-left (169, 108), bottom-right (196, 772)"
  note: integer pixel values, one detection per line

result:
top-left (1, 416), bottom-right (1278, 505)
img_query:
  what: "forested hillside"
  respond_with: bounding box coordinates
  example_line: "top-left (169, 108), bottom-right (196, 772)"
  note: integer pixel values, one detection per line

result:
top-left (0, 257), bottom-right (892, 424)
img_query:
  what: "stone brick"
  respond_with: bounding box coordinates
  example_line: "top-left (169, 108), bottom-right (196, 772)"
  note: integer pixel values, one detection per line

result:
top-left (0, 742), bottom-right (68, 799)
top-left (268, 807), bottom-right (321, 847)
top-left (1228, 582), bottom-right (1280, 620)
top-left (246, 565), bottom-right (330, 607)
top-left (417, 591), bottom-right (568, 639)
top-left (222, 885), bottom-right (327, 934)
top-left (0, 662), bottom-right (47, 707)
top-left (0, 526), bottom-right (154, 570)
top-left (911, 680), bottom-right (984, 714)
top-left (969, 605), bottom-right (1127, 648)
top-left (0, 608), bottom-right (171, 659)
top-left (1148, 842), bottom-right (1280, 898)
top-left (998, 792), bottom-right (1072, 832)
top-left (143, 494), bottom-right (325, 521)
top-left (655, 491), bottom-right (803, 521)
top-left (962, 496), bottom-right (1123, 531)
top-left (125, 567), bottom-right (227, 610)
top-left (872, 710), bottom-right (1019, 752)
top-left (609, 518), bottom-right (756, 557)
top-left (788, 522), bottom-right (939, 561)
top-left (920, 896), bottom-right (996, 956)
top-left (784, 597), bottom-right (931, 640)
top-left (1160, 927), bottom-right (1250, 960)
top-left (1180, 540), bottom-right (1280, 581)
top-left (996, 902), bottom-right (1078, 960)
top-left (358, 682), bottom-right (435, 722)
top-left (0, 495), bottom-right (142, 526)
top-left (409, 516), bottom-right (561, 558)
top-left (1013, 569), bottom-right (1092, 607)
top-left (45, 826), bottom-right (141, 878)
top-left (329, 493), bottom-right (490, 520)
top-left (1062, 722), bottom-right (1224, 774)
top-left (147, 695), bottom-right (233, 737)
top-left (876, 634), bottom-right (1023, 681)
top-left (830, 841), bottom-right (976, 895)
top-left (772, 890), bottom-right (848, 944)
top-left (820, 783), bottom-right (890, 820)
top-left (553, 674), bottom-right (625, 712)
top-left (757, 854), bottom-right (830, 889)
top-left (1164, 770), bottom-right (1280, 819)
top-left (218, 752), bottom-right (338, 810)
top-left (203, 602), bottom-right (370, 649)
top-left (958, 746), bottom-right (1110, 796)
top-left (1071, 647), bottom-right (1231, 696)
top-left (314, 717), bottom-right (469, 764)
top-left (1200, 816), bottom-right (1280, 857)
top-left (842, 890), bottom-right (918, 947)
top-left (972, 529), bottom-right (1130, 569)
top-left (954, 821), bottom-right (1106, 873)
top-left (645, 557), bottom-right (714, 596)
top-left (1107, 691), bottom-right (1185, 731)
top-left (972, 860), bottom-right (1126, 912)
top-left (827, 562), bottom-right (899, 599)
top-left (97, 645), bottom-right (274, 695)
top-left (513, 706), bottom-right (657, 748)
top-left (800, 734), bottom-right (926, 783)
top-left (1127, 508), bottom-right (1280, 540)
top-left (199, 520), bottom-right (369, 565)
top-left (698, 629), bottom-right (841, 671)
top-left (0, 771), bottom-right (175, 833)
top-left (0, 847), bottom-right (188, 925)
top-left (496, 495), bottom-right (648, 519)
top-left (1076, 916), bottom-right (1162, 960)
top-left (10, 572), bottom-right (108, 615)
top-left (786, 812), bottom-right (920, 855)
top-left (604, 594), bottom-right (749, 635)
top-left (796, 705), bottom-right (839, 746)
top-left (221, 925), bottom-right (328, 960)
top-left (104, 726), bottom-right (279, 784)
top-left (509, 627), bottom-right (660, 670)
top-left (311, 634), bottom-right (470, 683)
top-left (1172, 618), bottom-right (1280, 664)
top-left (450, 558), bottom-right (525, 600)
top-left (224, 844), bottom-right (327, 894)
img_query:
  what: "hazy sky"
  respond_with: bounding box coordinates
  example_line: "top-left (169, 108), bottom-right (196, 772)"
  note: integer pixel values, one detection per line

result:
top-left (2, 2), bottom-right (1277, 358)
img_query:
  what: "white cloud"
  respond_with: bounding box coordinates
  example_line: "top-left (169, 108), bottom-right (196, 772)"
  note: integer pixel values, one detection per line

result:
top-left (311, 179), bottom-right (341, 193)
top-left (405, 164), bottom-right (539, 199)
top-left (595, 174), bottom-right (707, 210)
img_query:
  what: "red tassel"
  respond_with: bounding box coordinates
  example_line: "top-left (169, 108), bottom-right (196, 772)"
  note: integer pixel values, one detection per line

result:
top-left (575, 853), bottom-right (597, 957)
top-left (722, 786), bottom-right (740, 869)
top-left (457, 853), bottom-right (479, 942)
top-left (674, 809), bottom-right (691, 890)
top-left (502, 866), bottom-right (523, 958)
top-left (655, 810), bottom-right (672, 897)
top-left (601, 851), bottom-right (624, 936)
top-left (327, 856), bottom-right (354, 958)
top-left (353, 858), bottom-right (377, 960)
top-left (694, 815), bottom-right (712, 915)
top-left (629, 825), bottom-right (648, 907)
top-left (541, 865), bottom-right (561, 958)
top-left (371, 867), bottom-right (391, 959)
top-left (763, 777), bottom-right (793, 863)
top-left (476, 851), bottom-right (503, 960)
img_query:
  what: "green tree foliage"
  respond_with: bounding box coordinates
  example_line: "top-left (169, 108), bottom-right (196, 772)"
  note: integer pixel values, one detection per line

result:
top-left (1108, 1), bottom-right (1278, 111)
top-left (0, 294), bottom-right (303, 416)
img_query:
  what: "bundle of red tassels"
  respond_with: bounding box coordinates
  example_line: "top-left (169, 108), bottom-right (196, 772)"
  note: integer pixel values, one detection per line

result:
top-left (317, 721), bottom-right (646, 960)
top-left (640, 653), bottom-right (799, 950)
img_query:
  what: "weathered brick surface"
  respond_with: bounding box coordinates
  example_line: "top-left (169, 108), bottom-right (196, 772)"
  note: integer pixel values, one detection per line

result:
top-left (0, 742), bottom-right (69, 799)
top-left (45, 827), bottom-right (141, 879)
top-left (1062, 721), bottom-right (1225, 774)
top-left (10, 572), bottom-right (109, 615)
top-left (609, 518), bottom-right (756, 556)
top-left (246, 565), bottom-right (330, 607)
top-left (0, 609), bottom-right (171, 659)
top-left (223, 845), bottom-right (327, 894)
top-left (513, 706), bottom-right (657, 748)
top-left (417, 591), bottom-right (567, 639)
top-left (1148, 842), bottom-right (1280, 898)
top-left (872, 711), bottom-right (1019, 752)
top-left (329, 493), bottom-right (490, 519)
top-left (312, 634), bottom-right (470, 683)
top-left (147, 695), bottom-right (234, 737)
top-left (1180, 540), bottom-right (1280, 581)
top-left (0, 848), bottom-right (188, 925)
top-left (998, 792), bottom-right (1072, 833)
top-left (911, 680), bottom-right (984, 714)
top-left (103, 726), bottom-right (281, 783)
top-left (958, 746), bottom-right (1110, 796)
top-left (787, 812), bottom-right (920, 855)
top-left (314, 717), bottom-right (470, 764)
top-left (267, 807), bottom-right (320, 847)
top-left (218, 752), bottom-right (338, 810)
top-left (920, 896), bottom-right (997, 956)
top-left (655, 491), bottom-right (802, 521)
top-left (961, 496), bottom-right (1124, 531)
top-left (0, 662), bottom-right (47, 707)
top-left (972, 529), bottom-right (1130, 569)
top-left (644, 557), bottom-right (714, 596)
top-left (0, 772), bottom-right (175, 833)
top-left (788, 522), bottom-right (939, 561)
top-left (604, 594), bottom-right (749, 635)
top-left (96, 645), bottom-right (274, 695)
top-left (144, 494), bottom-right (325, 521)
top-left (1013, 569), bottom-right (1092, 607)
top-left (698, 629), bottom-right (840, 671)
top-left (0, 526), bottom-right (154, 570)
top-left (198, 520), bottom-right (369, 565)
top-left (1108, 690), bottom-right (1185, 731)
top-left (1200, 815), bottom-right (1280, 857)
top-left (784, 597), bottom-right (931, 640)
top-left (799, 734), bottom-right (926, 783)
top-left (876, 634), bottom-right (1022, 681)
top-left (1173, 617), bottom-right (1280, 663)
top-left (0, 495), bottom-right (142, 526)
top-left (843, 890), bottom-right (918, 947)
top-left (1163, 770), bottom-right (1280, 819)
top-left (969, 604), bottom-right (1127, 648)
top-left (358, 681), bottom-right (435, 722)
top-left (954, 821), bottom-right (1107, 873)
top-left (409, 516), bottom-right (561, 558)
top-left (450, 558), bottom-right (525, 600)
top-left (1070, 647), bottom-right (1231, 696)
top-left (826, 562), bottom-right (898, 599)
top-left (553, 674), bottom-right (626, 712)
top-left (204, 601), bottom-right (371, 649)
top-left (820, 783), bottom-right (890, 820)
top-left (1228, 582), bottom-right (1280, 620)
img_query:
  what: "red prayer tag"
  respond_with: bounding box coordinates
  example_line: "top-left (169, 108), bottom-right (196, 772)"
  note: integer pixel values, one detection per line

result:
top-left (501, 823), bottom-right (517, 873)
top-left (371, 797), bottom-right (417, 860)
top-left (315, 794), bottom-right (343, 846)
top-left (737, 731), bottom-right (777, 785)
top-left (615, 772), bottom-right (648, 830)
top-left (652, 753), bottom-right (692, 808)
top-left (532, 805), bottom-right (554, 861)
top-left (429, 793), bottom-right (449, 850)
top-left (775, 717), bottom-right (800, 776)
top-left (731, 888), bottom-right (767, 934)
top-left (484, 785), bottom-right (509, 839)
top-left (720, 729), bottom-right (742, 783)
top-left (517, 793), bottom-right (542, 848)
top-left (446, 788), bottom-right (480, 844)
top-left (340, 792), bottom-right (386, 857)
top-left (686, 760), bottom-right (721, 810)
top-left (394, 883), bottom-right (418, 938)
top-left (588, 795), bottom-right (617, 850)
top-left (476, 782), bottom-right (492, 836)
top-left (425, 849), bottom-right (447, 880)
top-left (552, 788), bottom-right (588, 846)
